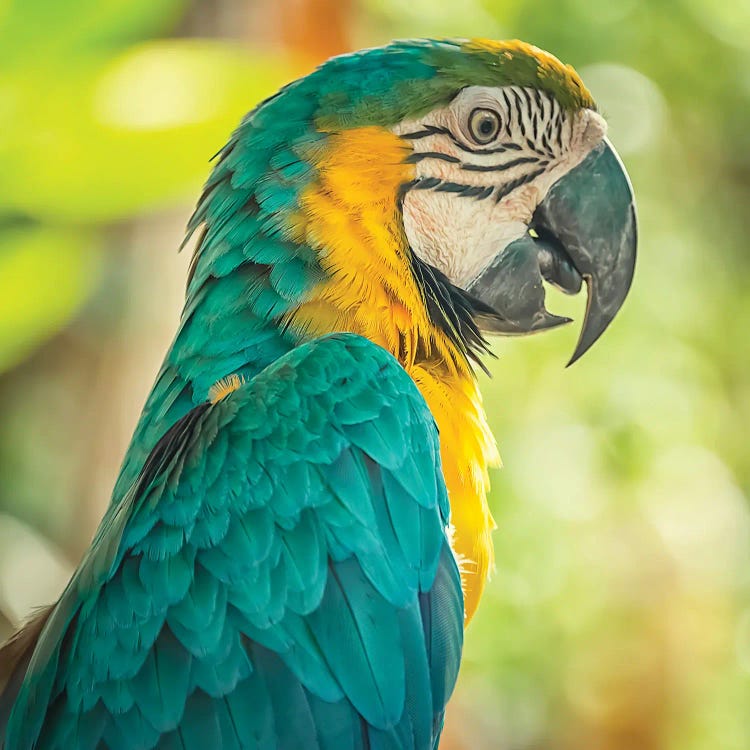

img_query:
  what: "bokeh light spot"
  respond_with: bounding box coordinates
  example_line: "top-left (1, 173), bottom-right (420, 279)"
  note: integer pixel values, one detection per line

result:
top-left (580, 63), bottom-right (667, 155)
top-left (95, 42), bottom-right (231, 130)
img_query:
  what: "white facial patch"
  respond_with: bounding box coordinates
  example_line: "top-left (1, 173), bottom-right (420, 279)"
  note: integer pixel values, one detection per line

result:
top-left (393, 86), bottom-right (607, 288)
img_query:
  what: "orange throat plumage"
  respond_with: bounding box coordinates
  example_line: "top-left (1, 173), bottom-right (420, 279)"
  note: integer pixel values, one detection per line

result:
top-left (289, 126), bottom-right (499, 623)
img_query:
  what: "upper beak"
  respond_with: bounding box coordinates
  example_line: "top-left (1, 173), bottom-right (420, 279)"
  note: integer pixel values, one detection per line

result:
top-left (467, 138), bottom-right (637, 365)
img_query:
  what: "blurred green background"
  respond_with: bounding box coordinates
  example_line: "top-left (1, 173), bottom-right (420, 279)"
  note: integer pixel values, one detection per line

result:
top-left (1, 0), bottom-right (748, 748)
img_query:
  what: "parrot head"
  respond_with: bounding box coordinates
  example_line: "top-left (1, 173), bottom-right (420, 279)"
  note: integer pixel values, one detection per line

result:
top-left (188, 36), bottom-right (636, 377)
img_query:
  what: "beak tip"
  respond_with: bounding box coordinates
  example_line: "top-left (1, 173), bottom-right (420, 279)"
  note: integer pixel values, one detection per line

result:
top-left (538, 313), bottom-right (573, 330)
top-left (565, 347), bottom-right (587, 368)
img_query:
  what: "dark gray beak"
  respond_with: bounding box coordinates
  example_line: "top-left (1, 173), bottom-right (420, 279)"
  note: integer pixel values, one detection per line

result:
top-left (467, 138), bottom-right (637, 365)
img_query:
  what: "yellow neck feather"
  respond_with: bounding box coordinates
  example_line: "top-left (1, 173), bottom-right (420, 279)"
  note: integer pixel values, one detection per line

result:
top-left (292, 127), bottom-right (499, 622)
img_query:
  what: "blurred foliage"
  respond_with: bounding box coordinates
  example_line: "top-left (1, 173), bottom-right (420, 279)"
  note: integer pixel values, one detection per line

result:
top-left (1, 39), bottom-right (293, 221)
top-left (0, 0), bottom-right (295, 371)
top-left (1, 0), bottom-right (749, 749)
top-left (0, 225), bottom-right (100, 370)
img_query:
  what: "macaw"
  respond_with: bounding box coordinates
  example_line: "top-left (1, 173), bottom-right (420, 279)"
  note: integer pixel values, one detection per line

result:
top-left (0, 38), bottom-right (636, 749)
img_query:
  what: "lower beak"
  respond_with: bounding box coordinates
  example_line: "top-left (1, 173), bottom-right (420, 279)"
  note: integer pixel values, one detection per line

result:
top-left (467, 138), bottom-right (637, 365)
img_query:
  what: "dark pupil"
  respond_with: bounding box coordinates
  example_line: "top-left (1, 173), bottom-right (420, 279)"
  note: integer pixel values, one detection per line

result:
top-left (479, 118), bottom-right (494, 135)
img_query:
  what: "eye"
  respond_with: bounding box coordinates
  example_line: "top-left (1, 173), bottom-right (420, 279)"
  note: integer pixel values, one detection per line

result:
top-left (468, 108), bottom-right (501, 145)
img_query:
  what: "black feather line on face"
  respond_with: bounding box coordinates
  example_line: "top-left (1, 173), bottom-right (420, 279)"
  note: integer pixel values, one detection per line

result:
top-left (405, 151), bottom-right (461, 165)
top-left (494, 166), bottom-right (547, 203)
top-left (401, 125), bottom-right (522, 155)
top-left (408, 251), bottom-right (496, 373)
top-left (398, 177), bottom-right (496, 202)
top-left (461, 156), bottom-right (540, 173)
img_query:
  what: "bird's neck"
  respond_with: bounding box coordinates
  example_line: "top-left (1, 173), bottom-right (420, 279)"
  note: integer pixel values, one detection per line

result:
top-left (287, 126), bottom-right (499, 621)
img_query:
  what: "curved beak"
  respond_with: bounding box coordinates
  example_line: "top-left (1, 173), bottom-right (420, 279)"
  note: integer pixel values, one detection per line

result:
top-left (467, 138), bottom-right (637, 365)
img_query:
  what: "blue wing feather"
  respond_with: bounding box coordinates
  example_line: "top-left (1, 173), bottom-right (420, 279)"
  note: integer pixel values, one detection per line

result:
top-left (2, 334), bottom-right (463, 749)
